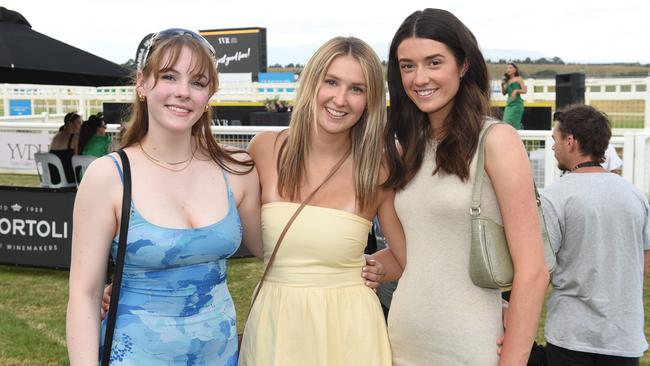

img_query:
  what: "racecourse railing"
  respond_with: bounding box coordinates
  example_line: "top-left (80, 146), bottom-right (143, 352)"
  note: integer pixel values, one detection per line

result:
top-left (2, 76), bottom-right (649, 130)
top-left (1, 122), bottom-right (648, 199)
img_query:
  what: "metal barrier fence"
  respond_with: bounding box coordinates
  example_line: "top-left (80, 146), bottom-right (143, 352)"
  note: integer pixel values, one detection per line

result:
top-left (2, 122), bottom-right (648, 198)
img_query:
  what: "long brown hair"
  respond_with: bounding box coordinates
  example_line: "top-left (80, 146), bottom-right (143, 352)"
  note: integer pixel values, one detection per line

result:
top-left (384, 8), bottom-right (490, 189)
top-left (504, 62), bottom-right (520, 81)
top-left (277, 37), bottom-right (386, 210)
top-left (121, 34), bottom-right (253, 174)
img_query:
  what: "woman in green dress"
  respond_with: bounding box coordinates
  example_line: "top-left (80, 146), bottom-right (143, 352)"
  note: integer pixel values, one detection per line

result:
top-left (501, 63), bottom-right (527, 129)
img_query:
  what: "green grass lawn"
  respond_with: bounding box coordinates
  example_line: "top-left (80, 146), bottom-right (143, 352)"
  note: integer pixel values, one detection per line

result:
top-left (2, 263), bottom-right (650, 365)
top-left (0, 259), bottom-right (263, 365)
top-left (2, 174), bottom-right (650, 364)
top-left (0, 174), bottom-right (40, 187)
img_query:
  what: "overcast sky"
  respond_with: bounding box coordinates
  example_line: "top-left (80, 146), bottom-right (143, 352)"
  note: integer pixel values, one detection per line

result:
top-left (3, 0), bottom-right (649, 65)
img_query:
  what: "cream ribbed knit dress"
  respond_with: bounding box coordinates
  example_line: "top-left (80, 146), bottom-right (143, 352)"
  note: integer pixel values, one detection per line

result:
top-left (388, 124), bottom-right (504, 365)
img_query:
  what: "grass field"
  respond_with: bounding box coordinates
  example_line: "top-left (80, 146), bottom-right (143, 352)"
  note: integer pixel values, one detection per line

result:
top-left (486, 63), bottom-right (650, 80)
top-left (2, 175), bottom-right (650, 364)
top-left (2, 263), bottom-right (650, 365)
top-left (0, 260), bottom-right (263, 366)
top-left (0, 174), bottom-right (40, 187)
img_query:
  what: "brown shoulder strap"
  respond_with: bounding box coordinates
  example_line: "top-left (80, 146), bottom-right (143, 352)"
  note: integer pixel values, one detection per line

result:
top-left (249, 148), bottom-right (351, 309)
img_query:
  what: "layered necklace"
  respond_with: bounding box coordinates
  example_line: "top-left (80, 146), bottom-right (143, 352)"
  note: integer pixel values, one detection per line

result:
top-left (139, 143), bottom-right (197, 172)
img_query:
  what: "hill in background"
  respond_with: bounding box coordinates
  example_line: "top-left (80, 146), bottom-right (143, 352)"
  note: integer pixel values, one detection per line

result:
top-left (487, 63), bottom-right (650, 79)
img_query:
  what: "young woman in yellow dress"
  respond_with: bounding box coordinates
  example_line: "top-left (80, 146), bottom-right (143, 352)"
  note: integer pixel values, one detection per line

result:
top-left (238, 36), bottom-right (404, 366)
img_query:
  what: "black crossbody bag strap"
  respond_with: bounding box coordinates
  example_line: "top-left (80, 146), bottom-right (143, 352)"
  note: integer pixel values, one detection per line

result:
top-left (101, 150), bottom-right (132, 366)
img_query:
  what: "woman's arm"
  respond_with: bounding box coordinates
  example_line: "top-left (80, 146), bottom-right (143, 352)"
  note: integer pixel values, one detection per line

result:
top-left (72, 134), bottom-right (80, 155)
top-left (517, 77), bottom-right (527, 95)
top-left (511, 77), bottom-right (527, 99)
top-left (236, 162), bottom-right (263, 259)
top-left (367, 186), bottom-right (406, 283)
top-left (244, 131), bottom-right (282, 259)
top-left (484, 125), bottom-right (549, 366)
top-left (66, 156), bottom-right (120, 365)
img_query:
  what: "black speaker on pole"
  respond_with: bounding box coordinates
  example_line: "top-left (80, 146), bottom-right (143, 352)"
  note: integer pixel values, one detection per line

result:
top-left (555, 72), bottom-right (585, 110)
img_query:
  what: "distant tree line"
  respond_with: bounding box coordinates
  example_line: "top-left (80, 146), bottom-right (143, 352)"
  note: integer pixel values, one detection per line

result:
top-left (269, 60), bottom-right (389, 68)
top-left (487, 57), bottom-right (566, 65)
top-left (121, 59), bottom-right (136, 71)
top-left (120, 57), bottom-right (649, 78)
top-left (268, 63), bottom-right (304, 69)
top-left (486, 57), bottom-right (650, 68)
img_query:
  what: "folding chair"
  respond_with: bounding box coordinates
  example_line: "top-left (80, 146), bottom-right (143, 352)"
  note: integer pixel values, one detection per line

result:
top-left (33, 152), bottom-right (76, 188)
top-left (71, 155), bottom-right (98, 186)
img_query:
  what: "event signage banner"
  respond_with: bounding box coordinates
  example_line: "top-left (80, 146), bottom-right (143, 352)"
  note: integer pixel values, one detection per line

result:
top-left (9, 99), bottom-right (32, 116)
top-left (0, 187), bottom-right (75, 268)
top-left (200, 28), bottom-right (267, 81)
top-left (0, 130), bottom-right (53, 172)
top-left (212, 104), bottom-right (267, 126)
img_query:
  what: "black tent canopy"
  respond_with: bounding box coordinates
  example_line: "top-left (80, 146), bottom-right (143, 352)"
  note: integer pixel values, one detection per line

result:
top-left (0, 7), bottom-right (130, 86)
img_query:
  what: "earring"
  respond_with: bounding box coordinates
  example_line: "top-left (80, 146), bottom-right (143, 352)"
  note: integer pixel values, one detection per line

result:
top-left (204, 105), bottom-right (209, 113)
top-left (138, 94), bottom-right (145, 102)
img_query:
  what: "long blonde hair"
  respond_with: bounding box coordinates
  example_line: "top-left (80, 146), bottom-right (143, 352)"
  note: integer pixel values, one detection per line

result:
top-left (121, 34), bottom-right (253, 174)
top-left (277, 37), bottom-right (385, 210)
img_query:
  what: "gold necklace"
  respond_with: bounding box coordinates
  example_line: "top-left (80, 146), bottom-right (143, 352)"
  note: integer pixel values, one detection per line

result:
top-left (139, 143), bottom-right (194, 165)
top-left (139, 143), bottom-right (196, 172)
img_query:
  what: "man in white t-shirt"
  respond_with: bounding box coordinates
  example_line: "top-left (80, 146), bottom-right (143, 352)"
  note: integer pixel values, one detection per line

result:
top-left (602, 143), bottom-right (622, 172)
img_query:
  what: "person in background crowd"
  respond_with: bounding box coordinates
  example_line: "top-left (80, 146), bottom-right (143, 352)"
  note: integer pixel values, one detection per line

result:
top-left (49, 111), bottom-right (81, 183)
top-left (274, 99), bottom-right (289, 112)
top-left (602, 143), bottom-right (623, 173)
top-left (372, 8), bottom-right (548, 365)
top-left (541, 104), bottom-right (649, 365)
top-left (78, 115), bottom-right (112, 157)
top-left (501, 63), bottom-right (527, 129)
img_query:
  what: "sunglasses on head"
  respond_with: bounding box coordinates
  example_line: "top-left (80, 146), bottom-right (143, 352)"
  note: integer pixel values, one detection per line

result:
top-left (552, 111), bottom-right (563, 123)
top-left (137, 28), bottom-right (217, 71)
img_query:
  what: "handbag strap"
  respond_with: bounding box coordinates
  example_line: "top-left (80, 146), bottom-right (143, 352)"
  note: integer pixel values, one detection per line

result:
top-left (101, 149), bottom-right (132, 366)
top-left (470, 121), bottom-right (542, 216)
top-left (249, 148), bottom-right (351, 309)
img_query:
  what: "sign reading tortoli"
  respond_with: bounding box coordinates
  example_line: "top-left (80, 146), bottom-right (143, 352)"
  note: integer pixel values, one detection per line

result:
top-left (200, 27), bottom-right (267, 81)
top-left (0, 186), bottom-right (75, 269)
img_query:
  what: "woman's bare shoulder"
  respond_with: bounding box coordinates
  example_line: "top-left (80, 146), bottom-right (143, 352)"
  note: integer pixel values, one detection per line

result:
top-left (75, 153), bottom-right (123, 204)
top-left (248, 129), bottom-right (287, 153)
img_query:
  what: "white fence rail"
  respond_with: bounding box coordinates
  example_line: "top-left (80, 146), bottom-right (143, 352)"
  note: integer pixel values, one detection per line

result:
top-left (2, 76), bottom-right (650, 130)
top-left (1, 122), bottom-right (648, 198)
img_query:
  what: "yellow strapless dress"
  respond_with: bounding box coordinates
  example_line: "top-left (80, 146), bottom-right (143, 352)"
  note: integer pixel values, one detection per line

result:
top-left (239, 202), bottom-right (392, 366)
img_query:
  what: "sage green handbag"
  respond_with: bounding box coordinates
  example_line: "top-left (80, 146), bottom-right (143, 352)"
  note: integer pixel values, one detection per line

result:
top-left (469, 122), bottom-right (556, 289)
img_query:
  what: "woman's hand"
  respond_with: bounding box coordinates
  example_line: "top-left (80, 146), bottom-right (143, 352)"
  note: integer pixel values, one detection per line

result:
top-left (496, 299), bottom-right (509, 355)
top-left (362, 255), bottom-right (385, 290)
top-left (510, 90), bottom-right (518, 99)
top-left (100, 284), bottom-right (113, 320)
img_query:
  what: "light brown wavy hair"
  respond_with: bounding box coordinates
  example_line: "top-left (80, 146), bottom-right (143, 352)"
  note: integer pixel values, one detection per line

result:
top-left (121, 33), bottom-right (253, 174)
